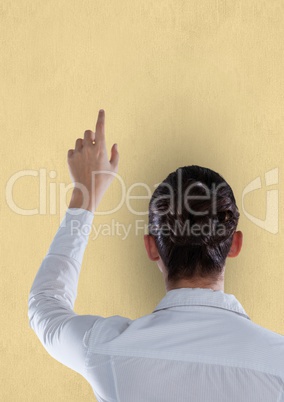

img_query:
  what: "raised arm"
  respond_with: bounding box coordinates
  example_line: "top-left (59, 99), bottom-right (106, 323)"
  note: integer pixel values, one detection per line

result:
top-left (28, 109), bottom-right (120, 376)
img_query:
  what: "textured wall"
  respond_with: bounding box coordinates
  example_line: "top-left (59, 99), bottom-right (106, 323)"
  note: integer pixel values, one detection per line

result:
top-left (1, 0), bottom-right (283, 400)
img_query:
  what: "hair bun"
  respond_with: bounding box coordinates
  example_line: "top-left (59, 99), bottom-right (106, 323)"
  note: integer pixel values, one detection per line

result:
top-left (167, 210), bottom-right (235, 248)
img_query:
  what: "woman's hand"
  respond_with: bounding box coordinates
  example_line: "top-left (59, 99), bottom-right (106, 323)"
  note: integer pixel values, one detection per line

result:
top-left (67, 109), bottom-right (119, 213)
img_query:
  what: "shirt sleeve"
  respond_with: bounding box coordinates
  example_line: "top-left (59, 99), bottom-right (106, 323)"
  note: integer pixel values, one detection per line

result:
top-left (28, 208), bottom-right (103, 377)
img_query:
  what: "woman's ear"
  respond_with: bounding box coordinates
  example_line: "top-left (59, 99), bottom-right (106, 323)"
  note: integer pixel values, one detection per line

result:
top-left (227, 231), bottom-right (243, 257)
top-left (144, 234), bottom-right (160, 261)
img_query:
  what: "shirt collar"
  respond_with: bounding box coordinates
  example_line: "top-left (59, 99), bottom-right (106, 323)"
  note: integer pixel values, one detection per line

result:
top-left (153, 288), bottom-right (250, 320)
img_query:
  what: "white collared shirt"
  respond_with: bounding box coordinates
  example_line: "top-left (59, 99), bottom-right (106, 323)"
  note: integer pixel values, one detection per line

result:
top-left (28, 208), bottom-right (284, 402)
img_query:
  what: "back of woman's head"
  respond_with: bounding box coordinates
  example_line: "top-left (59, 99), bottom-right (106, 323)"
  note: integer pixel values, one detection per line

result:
top-left (148, 165), bottom-right (240, 283)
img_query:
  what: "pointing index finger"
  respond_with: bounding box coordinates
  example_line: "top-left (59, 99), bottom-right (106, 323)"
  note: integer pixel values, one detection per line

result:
top-left (95, 109), bottom-right (105, 143)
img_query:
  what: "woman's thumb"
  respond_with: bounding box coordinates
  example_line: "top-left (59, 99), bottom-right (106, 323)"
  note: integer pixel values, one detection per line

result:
top-left (110, 143), bottom-right (119, 167)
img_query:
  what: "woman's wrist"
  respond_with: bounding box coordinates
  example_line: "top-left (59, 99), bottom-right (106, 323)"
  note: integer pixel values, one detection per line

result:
top-left (68, 188), bottom-right (94, 213)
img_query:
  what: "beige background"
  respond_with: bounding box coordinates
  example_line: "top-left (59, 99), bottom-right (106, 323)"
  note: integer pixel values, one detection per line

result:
top-left (1, 0), bottom-right (283, 400)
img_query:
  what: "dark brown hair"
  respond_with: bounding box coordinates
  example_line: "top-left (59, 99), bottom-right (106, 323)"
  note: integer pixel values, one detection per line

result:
top-left (148, 165), bottom-right (240, 283)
